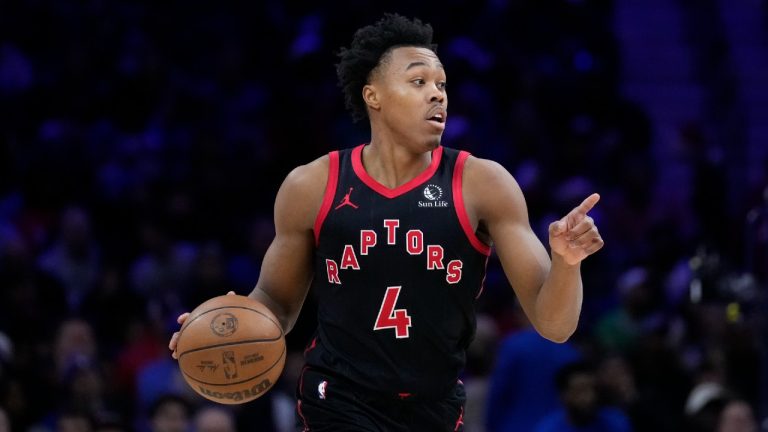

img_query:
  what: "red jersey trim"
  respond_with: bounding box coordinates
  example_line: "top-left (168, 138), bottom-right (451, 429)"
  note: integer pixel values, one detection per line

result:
top-left (297, 400), bottom-right (309, 431)
top-left (454, 406), bottom-right (465, 431)
top-left (475, 255), bottom-right (490, 299)
top-left (352, 144), bottom-right (444, 199)
top-left (297, 367), bottom-right (310, 431)
top-left (313, 151), bottom-right (340, 246)
top-left (452, 151), bottom-right (492, 256)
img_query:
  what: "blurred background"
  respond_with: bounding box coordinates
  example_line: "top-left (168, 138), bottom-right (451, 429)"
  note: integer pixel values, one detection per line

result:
top-left (0, 0), bottom-right (766, 431)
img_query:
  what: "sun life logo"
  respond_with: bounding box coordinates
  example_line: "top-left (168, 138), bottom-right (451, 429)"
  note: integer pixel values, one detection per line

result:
top-left (318, 380), bottom-right (328, 400)
top-left (418, 184), bottom-right (449, 208)
top-left (423, 184), bottom-right (443, 201)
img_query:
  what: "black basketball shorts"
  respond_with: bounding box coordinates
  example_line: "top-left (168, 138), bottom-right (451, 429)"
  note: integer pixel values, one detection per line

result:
top-left (295, 367), bottom-right (466, 431)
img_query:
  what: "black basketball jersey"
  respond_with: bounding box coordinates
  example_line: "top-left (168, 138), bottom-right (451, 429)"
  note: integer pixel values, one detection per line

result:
top-left (306, 144), bottom-right (490, 397)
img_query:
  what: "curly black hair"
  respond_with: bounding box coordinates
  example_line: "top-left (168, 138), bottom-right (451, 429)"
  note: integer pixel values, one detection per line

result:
top-left (336, 14), bottom-right (437, 122)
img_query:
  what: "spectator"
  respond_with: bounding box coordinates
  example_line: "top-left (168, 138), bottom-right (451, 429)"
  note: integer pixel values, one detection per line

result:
top-left (594, 267), bottom-right (656, 354)
top-left (193, 406), bottom-right (236, 432)
top-left (717, 399), bottom-right (757, 432)
top-left (38, 206), bottom-right (100, 312)
top-left (462, 314), bottom-right (499, 432)
top-left (135, 356), bottom-right (195, 420)
top-left (226, 216), bottom-right (274, 292)
top-left (534, 361), bottom-right (632, 432)
top-left (130, 219), bottom-right (197, 318)
top-left (597, 354), bottom-right (665, 431)
top-left (147, 394), bottom-right (191, 432)
top-left (54, 319), bottom-right (98, 381)
top-left (486, 304), bottom-right (582, 432)
top-left (56, 409), bottom-right (94, 432)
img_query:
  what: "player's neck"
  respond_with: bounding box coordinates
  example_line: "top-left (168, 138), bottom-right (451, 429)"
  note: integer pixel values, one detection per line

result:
top-left (362, 137), bottom-right (434, 189)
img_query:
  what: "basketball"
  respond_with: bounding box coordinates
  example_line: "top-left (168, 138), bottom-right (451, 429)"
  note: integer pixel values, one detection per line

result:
top-left (175, 294), bottom-right (286, 405)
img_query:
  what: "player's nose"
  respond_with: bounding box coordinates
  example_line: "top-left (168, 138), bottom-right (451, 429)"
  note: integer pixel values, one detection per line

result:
top-left (429, 84), bottom-right (445, 104)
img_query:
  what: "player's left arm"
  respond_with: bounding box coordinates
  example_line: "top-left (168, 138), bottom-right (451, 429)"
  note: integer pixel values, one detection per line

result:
top-left (463, 157), bottom-right (603, 343)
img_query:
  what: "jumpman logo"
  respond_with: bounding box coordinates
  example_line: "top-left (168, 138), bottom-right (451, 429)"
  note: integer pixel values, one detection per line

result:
top-left (335, 187), bottom-right (359, 210)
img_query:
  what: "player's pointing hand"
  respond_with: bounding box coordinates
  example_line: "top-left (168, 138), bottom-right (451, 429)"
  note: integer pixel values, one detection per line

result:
top-left (549, 193), bottom-right (604, 265)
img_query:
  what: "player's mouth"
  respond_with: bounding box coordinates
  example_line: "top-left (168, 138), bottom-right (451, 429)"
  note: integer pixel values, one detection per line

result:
top-left (426, 106), bottom-right (447, 130)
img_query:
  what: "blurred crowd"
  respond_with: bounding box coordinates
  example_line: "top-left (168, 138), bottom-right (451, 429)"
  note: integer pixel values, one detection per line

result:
top-left (0, 0), bottom-right (766, 431)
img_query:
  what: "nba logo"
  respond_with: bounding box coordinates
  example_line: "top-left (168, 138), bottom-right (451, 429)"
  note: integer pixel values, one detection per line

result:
top-left (222, 351), bottom-right (238, 379)
top-left (318, 381), bottom-right (328, 400)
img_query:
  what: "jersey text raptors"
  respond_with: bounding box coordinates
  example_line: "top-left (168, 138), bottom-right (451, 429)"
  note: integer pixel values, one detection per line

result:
top-left (306, 144), bottom-right (490, 396)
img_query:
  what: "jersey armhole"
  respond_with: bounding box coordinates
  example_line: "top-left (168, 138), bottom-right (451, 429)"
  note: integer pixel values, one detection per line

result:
top-left (313, 151), bottom-right (340, 246)
top-left (452, 151), bottom-right (492, 256)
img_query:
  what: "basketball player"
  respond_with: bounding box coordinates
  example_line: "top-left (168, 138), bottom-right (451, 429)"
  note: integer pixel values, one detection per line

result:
top-left (170, 14), bottom-right (603, 431)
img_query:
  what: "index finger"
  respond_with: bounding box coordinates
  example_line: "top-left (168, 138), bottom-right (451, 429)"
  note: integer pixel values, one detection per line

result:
top-left (572, 193), bottom-right (600, 216)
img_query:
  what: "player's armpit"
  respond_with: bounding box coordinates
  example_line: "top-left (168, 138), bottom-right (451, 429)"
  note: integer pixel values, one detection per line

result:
top-left (249, 156), bottom-right (329, 334)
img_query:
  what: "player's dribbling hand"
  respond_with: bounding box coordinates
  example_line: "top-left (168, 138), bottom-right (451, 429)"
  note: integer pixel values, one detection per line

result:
top-left (169, 291), bottom-right (237, 359)
top-left (548, 193), bottom-right (604, 265)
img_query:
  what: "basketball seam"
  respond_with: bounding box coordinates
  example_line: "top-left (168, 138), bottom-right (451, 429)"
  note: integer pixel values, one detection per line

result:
top-left (178, 304), bottom-right (284, 340)
top-left (180, 345), bottom-right (286, 387)
top-left (177, 335), bottom-right (284, 356)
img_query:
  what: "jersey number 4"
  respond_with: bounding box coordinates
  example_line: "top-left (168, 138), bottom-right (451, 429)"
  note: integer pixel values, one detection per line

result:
top-left (373, 286), bottom-right (412, 338)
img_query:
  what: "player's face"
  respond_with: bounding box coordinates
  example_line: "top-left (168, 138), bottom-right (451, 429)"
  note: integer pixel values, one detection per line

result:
top-left (370, 47), bottom-right (447, 151)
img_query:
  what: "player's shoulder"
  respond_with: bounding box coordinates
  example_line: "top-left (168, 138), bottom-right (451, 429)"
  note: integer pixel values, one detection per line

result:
top-left (462, 155), bottom-right (518, 189)
top-left (280, 153), bottom-right (331, 196)
top-left (275, 153), bottom-right (333, 227)
top-left (461, 154), bottom-right (527, 217)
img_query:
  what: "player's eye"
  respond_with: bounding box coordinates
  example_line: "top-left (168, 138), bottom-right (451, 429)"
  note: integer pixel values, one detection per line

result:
top-left (412, 78), bottom-right (425, 86)
top-left (437, 81), bottom-right (447, 90)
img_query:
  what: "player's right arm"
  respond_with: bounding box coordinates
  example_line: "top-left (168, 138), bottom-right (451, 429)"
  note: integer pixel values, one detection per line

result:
top-left (169, 155), bottom-right (327, 358)
top-left (247, 156), bottom-right (328, 334)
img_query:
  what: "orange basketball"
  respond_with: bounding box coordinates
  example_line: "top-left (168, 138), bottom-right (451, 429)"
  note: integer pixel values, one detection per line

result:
top-left (175, 294), bottom-right (286, 405)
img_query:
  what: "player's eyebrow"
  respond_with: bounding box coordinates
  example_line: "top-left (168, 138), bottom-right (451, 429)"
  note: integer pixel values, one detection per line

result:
top-left (405, 61), bottom-right (444, 70)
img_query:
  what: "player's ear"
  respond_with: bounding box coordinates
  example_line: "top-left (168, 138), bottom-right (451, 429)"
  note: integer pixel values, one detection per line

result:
top-left (362, 84), bottom-right (381, 112)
